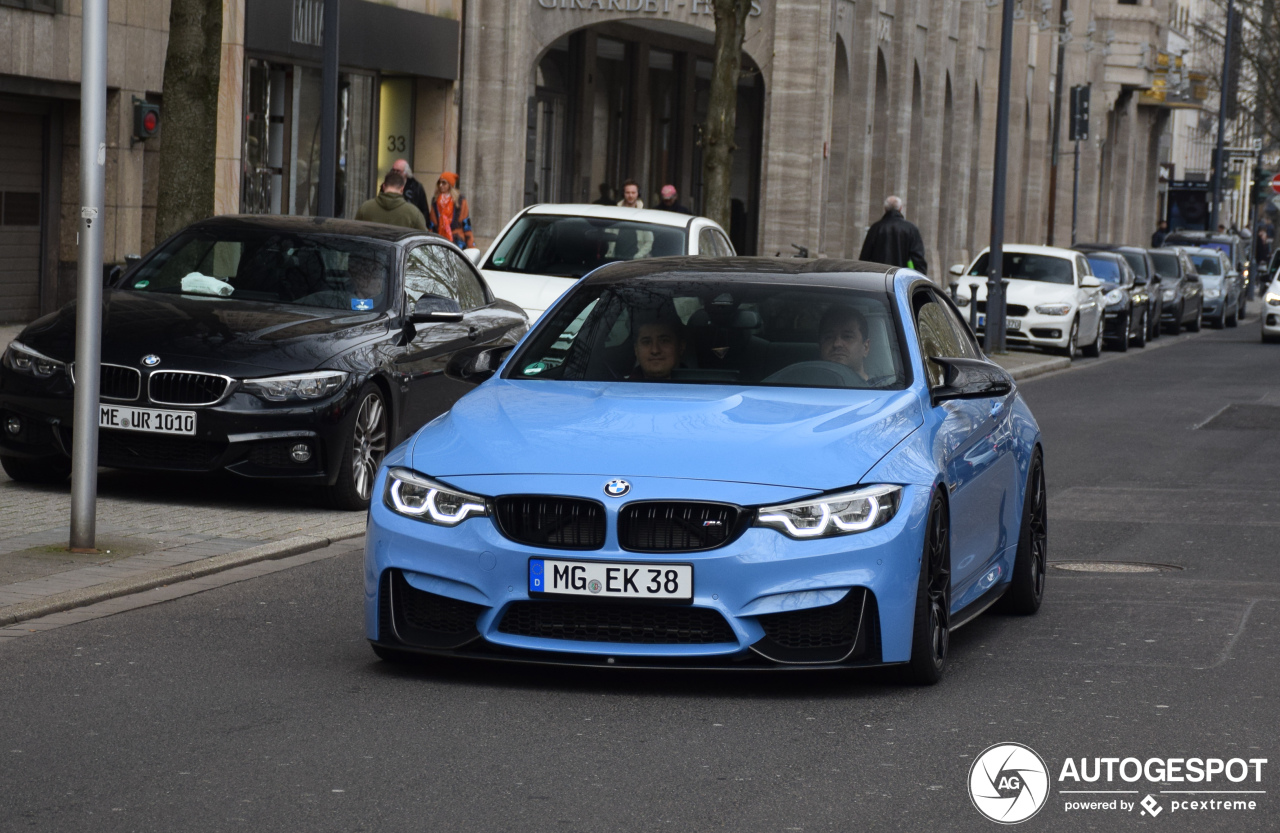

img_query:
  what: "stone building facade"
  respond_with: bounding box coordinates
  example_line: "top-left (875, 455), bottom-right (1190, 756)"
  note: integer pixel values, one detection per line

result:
top-left (461, 0), bottom-right (1195, 274)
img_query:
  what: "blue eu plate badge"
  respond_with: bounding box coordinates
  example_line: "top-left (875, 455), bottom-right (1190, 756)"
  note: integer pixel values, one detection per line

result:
top-left (351, 298), bottom-right (374, 311)
top-left (529, 559), bottom-right (545, 592)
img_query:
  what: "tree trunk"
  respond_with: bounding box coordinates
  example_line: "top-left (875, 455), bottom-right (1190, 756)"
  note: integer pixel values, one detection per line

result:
top-left (701, 0), bottom-right (752, 232)
top-left (155, 0), bottom-right (223, 242)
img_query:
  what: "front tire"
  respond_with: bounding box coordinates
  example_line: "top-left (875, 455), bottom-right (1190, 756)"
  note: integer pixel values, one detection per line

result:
top-left (325, 384), bottom-right (389, 510)
top-left (1187, 304), bottom-right (1202, 332)
top-left (902, 491), bottom-right (951, 685)
top-left (1056, 317), bottom-right (1079, 358)
top-left (1133, 309), bottom-right (1148, 348)
top-left (1227, 303), bottom-right (1239, 328)
top-left (1111, 314), bottom-right (1130, 352)
top-left (1081, 317), bottom-right (1103, 357)
top-left (1, 454), bottom-right (71, 484)
top-left (996, 449), bottom-right (1047, 615)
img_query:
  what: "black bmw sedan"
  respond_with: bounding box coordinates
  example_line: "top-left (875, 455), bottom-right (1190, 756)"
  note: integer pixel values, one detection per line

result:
top-left (0, 216), bottom-right (527, 509)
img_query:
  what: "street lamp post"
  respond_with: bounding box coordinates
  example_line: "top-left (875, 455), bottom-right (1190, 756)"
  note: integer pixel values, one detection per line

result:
top-left (318, 0), bottom-right (341, 217)
top-left (986, 0), bottom-right (1016, 355)
top-left (1210, 0), bottom-right (1235, 231)
top-left (69, 0), bottom-right (108, 552)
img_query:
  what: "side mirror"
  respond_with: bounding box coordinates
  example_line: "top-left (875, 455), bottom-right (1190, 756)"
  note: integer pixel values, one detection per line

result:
top-left (949, 263), bottom-right (966, 277)
top-left (410, 294), bottom-right (464, 323)
top-left (1080, 275), bottom-right (1101, 288)
top-left (103, 264), bottom-right (123, 286)
top-left (463, 248), bottom-right (482, 265)
top-left (929, 357), bottom-right (1013, 405)
top-left (1186, 274), bottom-right (1200, 283)
top-left (445, 345), bottom-right (513, 384)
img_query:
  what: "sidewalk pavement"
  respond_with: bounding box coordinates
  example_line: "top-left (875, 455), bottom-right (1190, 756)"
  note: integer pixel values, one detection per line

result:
top-left (989, 349), bottom-right (1071, 381)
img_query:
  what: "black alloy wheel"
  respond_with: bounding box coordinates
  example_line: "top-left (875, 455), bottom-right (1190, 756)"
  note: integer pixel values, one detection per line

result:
top-left (326, 384), bottom-right (389, 510)
top-left (1227, 301), bottom-right (1239, 328)
top-left (1112, 313), bottom-right (1130, 352)
top-left (1187, 302), bottom-right (1202, 332)
top-left (1167, 302), bottom-right (1183, 334)
top-left (1133, 309), bottom-right (1148, 348)
top-left (1213, 307), bottom-right (1227, 329)
top-left (997, 449), bottom-right (1047, 615)
top-left (1149, 305), bottom-right (1161, 339)
top-left (903, 491), bottom-right (951, 685)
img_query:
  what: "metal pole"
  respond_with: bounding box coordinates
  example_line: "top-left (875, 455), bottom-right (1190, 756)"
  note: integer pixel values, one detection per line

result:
top-left (1249, 141), bottom-right (1263, 299)
top-left (1045, 0), bottom-right (1070, 246)
top-left (1071, 139), bottom-right (1080, 247)
top-left (69, 0), bottom-right (108, 551)
top-left (1210, 0), bottom-right (1235, 231)
top-left (986, 0), bottom-right (1016, 354)
top-left (318, 0), bottom-right (341, 217)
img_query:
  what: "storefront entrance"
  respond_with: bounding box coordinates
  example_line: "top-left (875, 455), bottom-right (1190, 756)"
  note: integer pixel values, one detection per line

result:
top-left (528, 24), bottom-right (763, 254)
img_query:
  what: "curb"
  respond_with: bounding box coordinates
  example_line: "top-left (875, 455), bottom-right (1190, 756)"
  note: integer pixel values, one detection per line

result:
top-left (0, 532), bottom-right (364, 627)
top-left (1003, 357), bottom-right (1072, 381)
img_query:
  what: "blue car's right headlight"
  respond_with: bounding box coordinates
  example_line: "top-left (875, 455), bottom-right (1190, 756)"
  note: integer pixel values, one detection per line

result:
top-left (384, 467), bottom-right (489, 526)
top-left (755, 485), bottom-right (902, 539)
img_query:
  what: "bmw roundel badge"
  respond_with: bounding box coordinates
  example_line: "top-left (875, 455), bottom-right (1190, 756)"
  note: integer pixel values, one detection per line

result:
top-left (141, 354), bottom-right (161, 367)
top-left (604, 479), bottom-right (630, 498)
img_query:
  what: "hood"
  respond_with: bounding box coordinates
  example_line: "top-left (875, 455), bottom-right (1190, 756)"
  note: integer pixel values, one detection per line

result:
top-left (376, 192), bottom-right (408, 211)
top-left (19, 290), bottom-right (388, 374)
top-left (409, 380), bottom-right (924, 492)
top-left (1199, 274), bottom-right (1223, 290)
top-left (480, 271), bottom-right (578, 321)
top-left (964, 278), bottom-right (1082, 306)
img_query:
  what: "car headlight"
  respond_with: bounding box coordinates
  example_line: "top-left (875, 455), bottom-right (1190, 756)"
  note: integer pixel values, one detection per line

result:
top-left (240, 370), bottom-right (348, 401)
top-left (2, 341), bottom-right (65, 379)
top-left (1103, 289), bottom-right (1125, 306)
top-left (1162, 289), bottom-right (1177, 301)
top-left (1266, 292), bottom-right (1280, 306)
top-left (384, 467), bottom-right (489, 526)
top-left (1204, 288), bottom-right (1222, 300)
top-left (954, 295), bottom-right (970, 307)
top-left (1034, 304), bottom-right (1072, 316)
top-left (755, 484), bottom-right (902, 539)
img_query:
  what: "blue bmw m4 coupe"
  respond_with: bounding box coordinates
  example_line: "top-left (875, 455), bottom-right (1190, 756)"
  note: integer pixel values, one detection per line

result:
top-left (364, 258), bottom-right (1046, 683)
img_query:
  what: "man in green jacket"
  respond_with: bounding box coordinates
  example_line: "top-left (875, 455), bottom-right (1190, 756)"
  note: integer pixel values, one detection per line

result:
top-left (355, 170), bottom-right (427, 230)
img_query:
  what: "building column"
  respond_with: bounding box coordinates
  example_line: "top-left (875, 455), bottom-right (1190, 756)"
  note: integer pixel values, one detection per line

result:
top-left (214, 0), bottom-right (245, 215)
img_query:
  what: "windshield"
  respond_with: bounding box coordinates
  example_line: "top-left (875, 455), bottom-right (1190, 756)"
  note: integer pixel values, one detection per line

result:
top-left (123, 230), bottom-right (396, 312)
top-left (1150, 251), bottom-right (1180, 279)
top-left (505, 279), bottom-right (909, 390)
top-left (1085, 256), bottom-right (1123, 283)
top-left (1197, 241), bottom-right (1233, 259)
top-left (1189, 254), bottom-right (1222, 275)
top-left (968, 253), bottom-right (1073, 285)
top-left (485, 215), bottom-right (687, 278)
top-left (1120, 251), bottom-right (1148, 279)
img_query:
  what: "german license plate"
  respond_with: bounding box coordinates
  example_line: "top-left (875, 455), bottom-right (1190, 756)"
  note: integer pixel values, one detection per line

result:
top-left (99, 404), bottom-right (196, 436)
top-left (977, 315), bottom-right (1021, 331)
top-left (530, 558), bottom-right (693, 601)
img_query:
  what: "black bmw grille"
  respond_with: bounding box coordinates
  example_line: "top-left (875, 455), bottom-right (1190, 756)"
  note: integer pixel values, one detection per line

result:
top-left (498, 600), bottom-right (735, 644)
top-left (148, 371), bottom-right (230, 405)
top-left (494, 496), bottom-right (606, 550)
top-left (101, 364), bottom-right (141, 400)
top-left (96, 431), bottom-right (226, 470)
top-left (975, 301), bottom-right (1030, 317)
top-left (619, 501), bottom-right (740, 552)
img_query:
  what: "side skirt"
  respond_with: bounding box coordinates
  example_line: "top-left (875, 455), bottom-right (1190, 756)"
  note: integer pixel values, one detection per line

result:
top-left (949, 582), bottom-right (1009, 632)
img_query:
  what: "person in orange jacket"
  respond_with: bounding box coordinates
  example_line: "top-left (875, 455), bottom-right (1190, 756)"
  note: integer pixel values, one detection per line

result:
top-left (427, 172), bottom-right (474, 248)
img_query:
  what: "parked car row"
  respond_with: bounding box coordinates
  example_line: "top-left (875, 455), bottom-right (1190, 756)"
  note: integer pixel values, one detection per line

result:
top-left (947, 236), bottom-right (1251, 357)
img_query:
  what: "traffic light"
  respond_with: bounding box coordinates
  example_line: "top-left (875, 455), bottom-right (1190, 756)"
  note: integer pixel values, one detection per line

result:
top-left (132, 97), bottom-right (159, 142)
top-left (1069, 85), bottom-right (1090, 141)
top-left (1253, 168), bottom-right (1273, 205)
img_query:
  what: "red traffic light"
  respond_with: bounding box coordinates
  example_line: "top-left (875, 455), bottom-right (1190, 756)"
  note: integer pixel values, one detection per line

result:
top-left (142, 111), bottom-right (158, 134)
top-left (132, 97), bottom-right (160, 141)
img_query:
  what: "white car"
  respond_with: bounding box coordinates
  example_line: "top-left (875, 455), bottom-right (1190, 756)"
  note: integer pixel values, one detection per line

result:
top-left (1263, 270), bottom-right (1280, 343)
top-left (466, 204), bottom-right (735, 321)
top-left (950, 244), bottom-right (1105, 357)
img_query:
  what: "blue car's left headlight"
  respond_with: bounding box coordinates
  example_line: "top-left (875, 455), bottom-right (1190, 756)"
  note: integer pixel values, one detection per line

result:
top-left (755, 485), bottom-right (902, 539)
top-left (384, 467), bottom-right (489, 526)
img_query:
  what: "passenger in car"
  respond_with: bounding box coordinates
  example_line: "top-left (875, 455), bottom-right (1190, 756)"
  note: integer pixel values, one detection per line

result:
top-left (817, 304), bottom-right (871, 381)
top-left (628, 315), bottom-right (687, 381)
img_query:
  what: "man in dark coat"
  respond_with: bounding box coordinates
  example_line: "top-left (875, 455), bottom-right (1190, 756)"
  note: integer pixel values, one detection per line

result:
top-left (391, 159), bottom-right (429, 218)
top-left (1151, 219), bottom-right (1169, 247)
top-left (859, 196), bottom-right (928, 274)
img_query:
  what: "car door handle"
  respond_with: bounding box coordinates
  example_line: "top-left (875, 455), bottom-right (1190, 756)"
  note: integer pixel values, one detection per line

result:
top-left (467, 326), bottom-right (480, 341)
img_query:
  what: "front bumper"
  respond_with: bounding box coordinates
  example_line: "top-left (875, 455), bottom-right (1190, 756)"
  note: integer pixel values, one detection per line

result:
top-left (0, 370), bottom-right (361, 484)
top-left (364, 473), bottom-right (934, 668)
top-left (971, 310), bottom-right (1074, 350)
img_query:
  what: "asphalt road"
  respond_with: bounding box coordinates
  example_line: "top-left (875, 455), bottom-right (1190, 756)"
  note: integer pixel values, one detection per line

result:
top-left (2, 315), bottom-right (1277, 832)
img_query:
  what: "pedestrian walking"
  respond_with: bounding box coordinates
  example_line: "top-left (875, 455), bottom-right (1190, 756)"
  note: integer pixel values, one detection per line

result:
top-left (1151, 220), bottom-right (1169, 247)
top-left (654, 184), bottom-right (691, 214)
top-left (391, 159), bottom-right (429, 218)
top-left (592, 183), bottom-right (615, 206)
top-left (858, 195), bottom-right (927, 274)
top-left (617, 180), bottom-right (644, 209)
top-left (354, 170), bottom-right (428, 231)
top-left (428, 172), bottom-right (475, 248)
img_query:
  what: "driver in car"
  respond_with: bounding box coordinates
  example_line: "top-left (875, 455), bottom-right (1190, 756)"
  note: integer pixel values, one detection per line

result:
top-left (628, 314), bottom-right (687, 381)
top-left (817, 304), bottom-right (871, 382)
